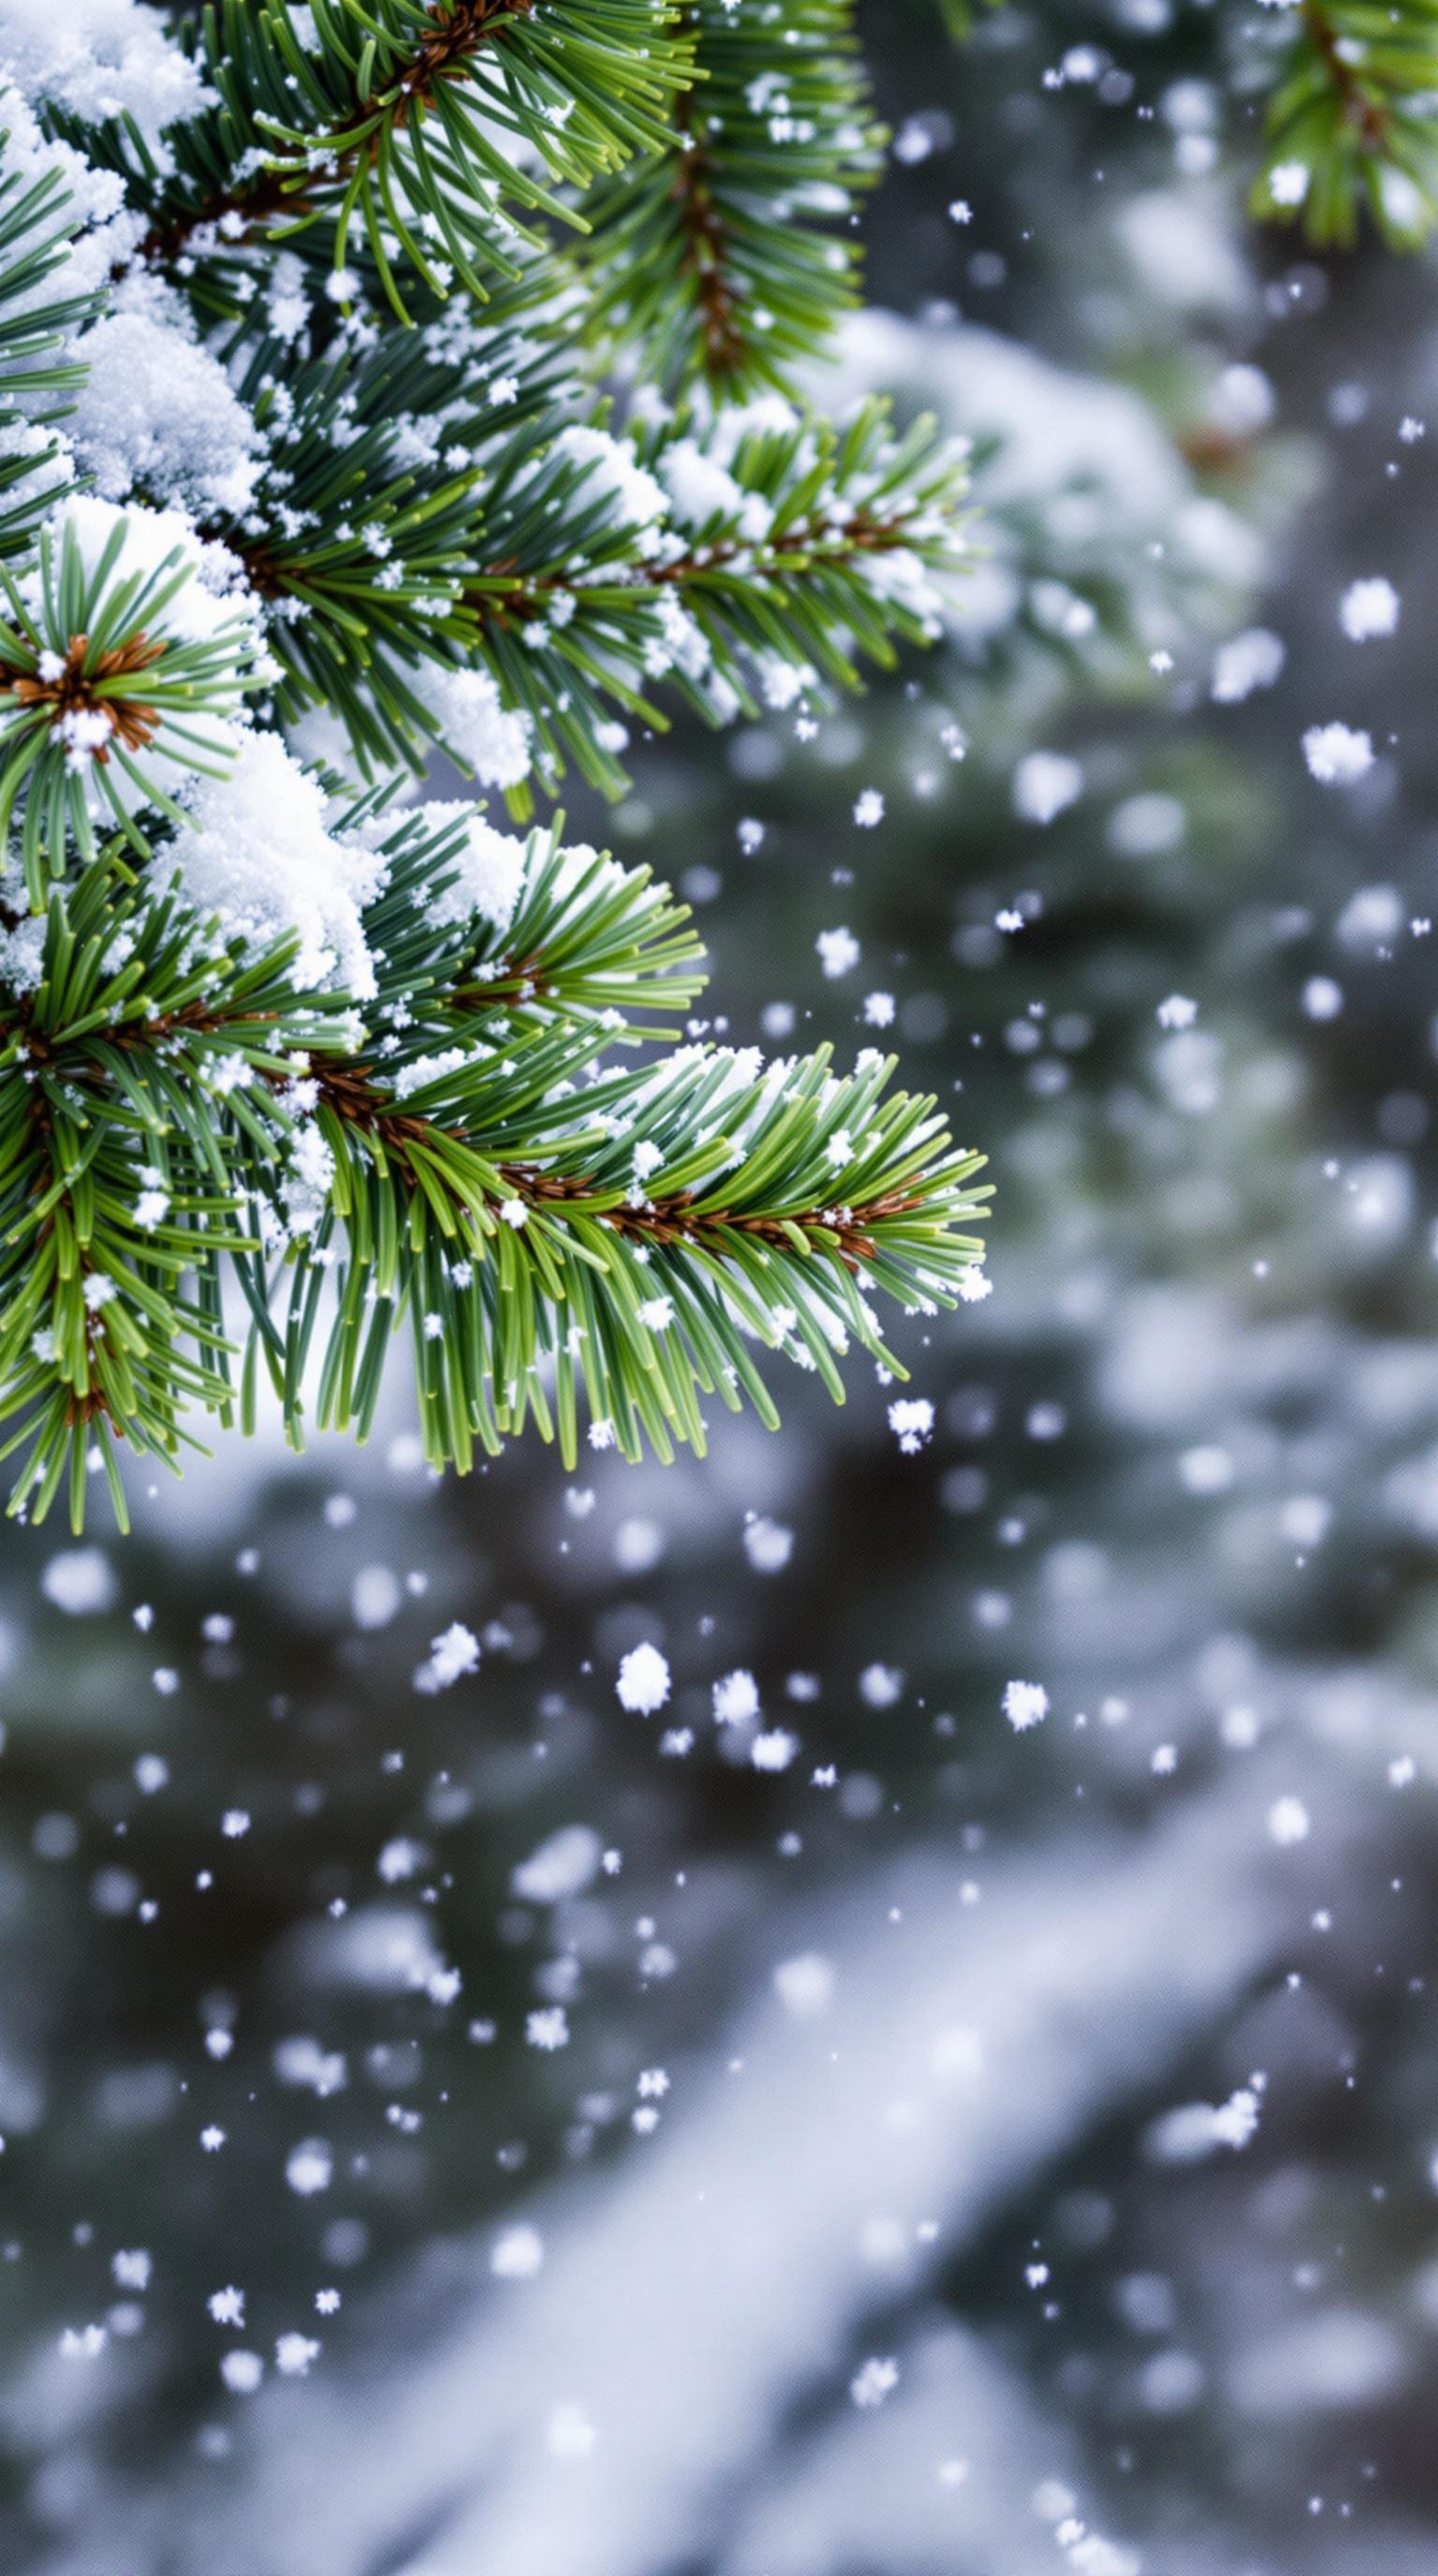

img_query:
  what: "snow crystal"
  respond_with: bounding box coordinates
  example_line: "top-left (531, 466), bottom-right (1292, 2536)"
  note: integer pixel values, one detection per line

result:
top-left (424, 670), bottom-right (532, 792)
top-left (1012, 751), bottom-right (1083, 824)
top-left (41, 1547), bottom-right (117, 1616)
top-left (712, 1669), bottom-right (760, 1726)
top-left (510, 1824), bottom-right (602, 1904)
top-left (275, 2334), bottom-right (320, 2377)
top-left (1268, 161), bottom-right (1309, 207)
top-left (773, 1953), bottom-right (835, 2016)
top-left (1211, 627), bottom-right (1284, 703)
top-left (859, 1662), bottom-right (903, 1708)
top-left (273, 2037), bottom-right (346, 2097)
top-left (1302, 723), bottom-right (1373, 786)
top-left (1179, 1443), bottom-right (1233, 1494)
top-left (1003, 1678), bottom-right (1049, 1731)
top-left (853, 789), bottom-right (885, 828)
top-left (1309, 968), bottom-right (1350, 1019)
top-left (413, 1622), bottom-right (480, 1693)
top-left (351, 1565), bottom-right (402, 1631)
top-left (816, 926), bottom-right (860, 979)
top-left (220, 2349), bottom-right (263, 2393)
top-left (888, 1398), bottom-right (934, 1453)
top-left (850, 2355), bottom-right (900, 2408)
top-left (0, 0), bottom-right (212, 158)
top-left (71, 313), bottom-right (261, 519)
top-left (1145, 2085), bottom-right (1262, 2163)
top-left (491, 2224), bottom-right (545, 2278)
top-left (1210, 363), bottom-right (1274, 435)
top-left (376, 1837), bottom-right (424, 1883)
top-left (616, 1642), bottom-right (670, 1715)
top-left (162, 737), bottom-right (386, 999)
top-left (1339, 577), bottom-right (1400, 642)
top-left (547, 2401), bottom-right (597, 2460)
top-left (1336, 883), bottom-right (1402, 950)
top-left (284, 2138), bottom-right (333, 2196)
top-left (526, 2006), bottom-right (569, 2050)
top-left (1267, 1794), bottom-right (1310, 1845)
top-left (1155, 994), bottom-right (1197, 1031)
top-left (750, 1728), bottom-right (799, 1772)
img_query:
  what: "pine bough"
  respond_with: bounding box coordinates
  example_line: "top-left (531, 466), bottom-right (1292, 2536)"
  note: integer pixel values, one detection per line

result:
top-left (0, 0), bottom-right (989, 1530)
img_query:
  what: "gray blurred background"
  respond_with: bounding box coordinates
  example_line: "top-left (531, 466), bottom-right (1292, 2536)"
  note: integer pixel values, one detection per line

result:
top-left (6, 4), bottom-right (1438, 2569)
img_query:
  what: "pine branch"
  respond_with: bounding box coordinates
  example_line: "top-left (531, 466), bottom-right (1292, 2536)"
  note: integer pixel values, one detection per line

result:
top-left (0, 5), bottom-right (991, 1528)
top-left (0, 126), bottom-right (100, 557)
top-left (463, 396), bottom-right (972, 812)
top-left (263, 1031), bottom-right (989, 1474)
top-left (0, 505), bottom-right (260, 895)
top-left (0, 835), bottom-right (989, 1525)
top-left (190, 353), bottom-right (969, 804)
top-left (0, 849), bottom-right (339, 1529)
top-left (1251, 0), bottom-right (1438, 245)
top-left (576, 0), bottom-right (884, 397)
top-left (81, 0), bottom-right (697, 320)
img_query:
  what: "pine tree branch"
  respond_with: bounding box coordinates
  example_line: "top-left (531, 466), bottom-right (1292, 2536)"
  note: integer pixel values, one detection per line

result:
top-left (1251, 0), bottom-right (1438, 244)
top-left (577, 0), bottom-right (883, 397)
top-left (0, 141), bottom-right (100, 556)
top-left (95, 0), bottom-right (697, 318)
top-left (0, 837), bottom-right (989, 1521)
top-left (0, 6), bottom-right (994, 1527)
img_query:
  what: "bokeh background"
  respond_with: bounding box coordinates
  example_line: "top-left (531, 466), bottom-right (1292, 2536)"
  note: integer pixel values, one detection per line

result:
top-left (6, 4), bottom-right (1438, 2569)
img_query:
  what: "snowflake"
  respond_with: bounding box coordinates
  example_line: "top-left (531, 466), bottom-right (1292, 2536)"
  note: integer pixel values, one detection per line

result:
top-left (1003, 1678), bottom-right (1049, 1732)
top-left (616, 1641), bottom-right (670, 1714)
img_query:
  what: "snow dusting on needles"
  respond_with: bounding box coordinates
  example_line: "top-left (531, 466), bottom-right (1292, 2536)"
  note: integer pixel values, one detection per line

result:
top-left (164, 736), bottom-right (387, 998)
top-left (424, 667), bottom-right (533, 794)
top-left (0, 0), bottom-right (212, 157)
top-left (70, 313), bottom-right (262, 519)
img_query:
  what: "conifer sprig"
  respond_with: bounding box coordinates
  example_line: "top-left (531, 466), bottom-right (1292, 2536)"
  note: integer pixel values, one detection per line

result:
top-left (1251, 0), bottom-right (1438, 246)
top-left (578, 0), bottom-right (884, 395)
top-left (1, 838), bottom-right (989, 1528)
top-left (464, 396), bottom-right (970, 811)
top-left (0, 0), bottom-right (992, 1529)
top-left (0, 515), bottom-right (258, 893)
top-left (77, 0), bottom-right (696, 319)
top-left (0, 135), bottom-right (99, 558)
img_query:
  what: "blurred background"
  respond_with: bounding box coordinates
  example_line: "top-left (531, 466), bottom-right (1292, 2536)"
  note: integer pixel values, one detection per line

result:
top-left (6, 3), bottom-right (1438, 2569)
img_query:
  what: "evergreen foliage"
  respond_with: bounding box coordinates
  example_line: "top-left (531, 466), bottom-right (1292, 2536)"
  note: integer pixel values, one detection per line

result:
top-left (0, 0), bottom-right (988, 1528)
top-left (1248, 0), bottom-right (1438, 245)
top-left (922, 0), bottom-right (1438, 252)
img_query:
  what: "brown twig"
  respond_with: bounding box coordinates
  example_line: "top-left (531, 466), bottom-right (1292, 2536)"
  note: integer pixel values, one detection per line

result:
top-left (309, 1060), bottom-right (924, 1273)
top-left (1300, 0), bottom-right (1392, 148)
top-left (0, 634), bottom-right (166, 764)
top-left (466, 503), bottom-right (925, 632)
top-left (125, 0), bottom-right (534, 273)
